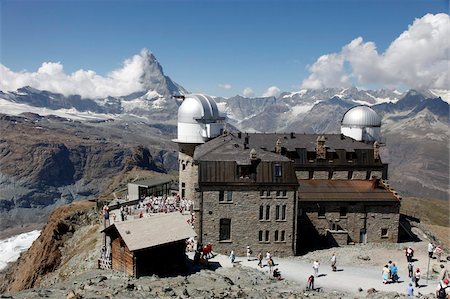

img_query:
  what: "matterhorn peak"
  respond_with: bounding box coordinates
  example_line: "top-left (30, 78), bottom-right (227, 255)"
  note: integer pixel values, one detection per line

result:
top-left (137, 48), bottom-right (186, 96)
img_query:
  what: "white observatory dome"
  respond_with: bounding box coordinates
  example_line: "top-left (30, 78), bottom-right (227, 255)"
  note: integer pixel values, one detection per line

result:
top-left (175, 94), bottom-right (224, 144)
top-left (341, 105), bottom-right (381, 142)
top-left (341, 105), bottom-right (381, 127)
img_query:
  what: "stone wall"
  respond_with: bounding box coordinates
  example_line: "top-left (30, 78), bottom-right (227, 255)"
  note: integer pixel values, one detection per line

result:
top-left (200, 190), bottom-right (296, 257)
top-left (299, 201), bottom-right (400, 245)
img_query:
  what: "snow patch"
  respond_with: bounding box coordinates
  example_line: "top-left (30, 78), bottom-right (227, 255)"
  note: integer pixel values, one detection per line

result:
top-left (0, 230), bottom-right (41, 271)
top-left (429, 89), bottom-right (450, 103)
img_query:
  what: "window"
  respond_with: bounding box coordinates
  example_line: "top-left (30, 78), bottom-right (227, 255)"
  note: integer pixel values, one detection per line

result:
top-left (258, 230), bottom-right (263, 242)
top-left (267, 190), bottom-right (271, 197)
top-left (227, 191), bottom-right (233, 202)
top-left (260, 190), bottom-right (265, 197)
top-left (274, 164), bottom-right (282, 177)
top-left (265, 230), bottom-right (270, 242)
top-left (219, 191), bottom-right (232, 203)
top-left (265, 205), bottom-right (270, 220)
top-left (259, 230), bottom-right (269, 242)
top-left (276, 190), bottom-right (281, 197)
top-left (275, 205), bottom-right (280, 220)
top-left (275, 205), bottom-right (287, 221)
top-left (339, 207), bottom-right (347, 217)
top-left (281, 205), bottom-right (286, 220)
top-left (182, 163), bottom-right (186, 170)
top-left (381, 228), bottom-right (388, 238)
top-left (281, 230), bottom-right (285, 241)
top-left (318, 206), bottom-right (325, 217)
top-left (274, 230), bottom-right (279, 241)
top-left (259, 205), bottom-right (264, 220)
top-left (219, 218), bottom-right (231, 241)
top-left (282, 190), bottom-right (287, 197)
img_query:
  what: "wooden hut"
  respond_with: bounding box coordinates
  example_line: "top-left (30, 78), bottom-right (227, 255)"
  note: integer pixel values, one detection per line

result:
top-left (102, 212), bottom-right (195, 277)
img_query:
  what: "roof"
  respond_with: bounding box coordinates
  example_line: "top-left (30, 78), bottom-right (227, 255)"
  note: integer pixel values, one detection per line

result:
top-left (242, 133), bottom-right (373, 152)
top-left (128, 176), bottom-right (173, 188)
top-left (102, 213), bottom-right (196, 251)
top-left (298, 180), bottom-right (400, 202)
top-left (194, 133), bottom-right (292, 163)
top-left (341, 105), bottom-right (381, 127)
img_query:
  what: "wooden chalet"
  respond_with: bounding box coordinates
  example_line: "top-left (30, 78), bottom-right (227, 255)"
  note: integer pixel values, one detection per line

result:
top-left (102, 213), bottom-right (195, 277)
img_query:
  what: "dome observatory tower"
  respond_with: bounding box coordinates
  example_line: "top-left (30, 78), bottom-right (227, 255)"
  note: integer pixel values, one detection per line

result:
top-left (173, 94), bottom-right (224, 201)
top-left (341, 105), bottom-right (382, 143)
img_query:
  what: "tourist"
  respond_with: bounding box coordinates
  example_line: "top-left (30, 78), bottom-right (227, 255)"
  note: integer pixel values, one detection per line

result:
top-left (414, 268), bottom-right (421, 288)
top-left (229, 250), bottom-right (235, 264)
top-left (435, 245), bottom-right (443, 262)
top-left (268, 257), bottom-right (274, 274)
top-left (257, 252), bottom-right (263, 268)
top-left (406, 246), bottom-right (414, 263)
top-left (406, 283), bottom-right (414, 297)
top-left (246, 246), bottom-right (252, 261)
top-left (408, 262), bottom-right (414, 278)
top-left (388, 260), bottom-right (393, 279)
top-left (428, 242), bottom-right (434, 259)
top-left (331, 253), bottom-right (337, 271)
top-left (391, 262), bottom-right (399, 283)
top-left (436, 278), bottom-right (450, 299)
top-left (382, 265), bottom-right (390, 284)
top-left (273, 268), bottom-right (283, 280)
top-left (439, 264), bottom-right (449, 282)
top-left (307, 275), bottom-right (315, 290)
top-left (313, 260), bottom-right (320, 277)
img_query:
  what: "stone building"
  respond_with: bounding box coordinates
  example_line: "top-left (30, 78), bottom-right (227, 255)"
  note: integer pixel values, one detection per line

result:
top-left (173, 94), bottom-right (401, 256)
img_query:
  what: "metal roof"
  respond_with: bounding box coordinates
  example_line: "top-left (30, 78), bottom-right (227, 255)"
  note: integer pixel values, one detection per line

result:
top-left (102, 213), bottom-right (196, 252)
top-left (341, 105), bottom-right (381, 127)
top-left (128, 176), bottom-right (173, 188)
top-left (298, 180), bottom-right (399, 202)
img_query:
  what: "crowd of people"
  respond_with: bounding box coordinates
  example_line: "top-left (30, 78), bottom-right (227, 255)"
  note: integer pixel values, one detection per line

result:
top-left (101, 194), bottom-right (194, 225)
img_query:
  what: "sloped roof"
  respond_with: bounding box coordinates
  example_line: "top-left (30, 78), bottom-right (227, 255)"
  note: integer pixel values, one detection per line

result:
top-left (102, 213), bottom-right (196, 251)
top-left (244, 133), bottom-right (373, 152)
top-left (298, 179), bottom-right (400, 202)
top-left (194, 134), bottom-right (291, 163)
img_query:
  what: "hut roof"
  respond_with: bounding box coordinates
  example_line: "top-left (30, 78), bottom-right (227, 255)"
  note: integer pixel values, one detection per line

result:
top-left (102, 213), bottom-right (196, 251)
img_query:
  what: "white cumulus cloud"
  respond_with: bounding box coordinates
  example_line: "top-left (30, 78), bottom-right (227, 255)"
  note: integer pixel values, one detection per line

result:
top-left (242, 87), bottom-right (254, 97)
top-left (301, 13), bottom-right (450, 90)
top-left (0, 49), bottom-right (156, 98)
top-left (262, 86), bottom-right (281, 97)
top-left (218, 83), bottom-right (232, 89)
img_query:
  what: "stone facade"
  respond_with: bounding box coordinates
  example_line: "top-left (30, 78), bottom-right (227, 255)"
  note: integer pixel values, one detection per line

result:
top-left (298, 201), bottom-right (400, 246)
top-left (199, 189), bottom-right (296, 257)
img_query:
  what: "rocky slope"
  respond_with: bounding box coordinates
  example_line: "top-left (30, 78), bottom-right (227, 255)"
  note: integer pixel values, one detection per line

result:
top-left (0, 113), bottom-right (178, 231)
top-left (0, 200), bottom-right (97, 293)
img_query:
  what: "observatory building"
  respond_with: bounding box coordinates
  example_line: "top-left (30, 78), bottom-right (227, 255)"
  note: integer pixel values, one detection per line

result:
top-left (174, 95), bottom-right (401, 256)
top-left (341, 105), bottom-right (382, 142)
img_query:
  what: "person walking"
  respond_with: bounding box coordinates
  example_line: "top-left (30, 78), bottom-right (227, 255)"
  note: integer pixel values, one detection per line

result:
top-left (391, 262), bottom-right (399, 283)
top-left (268, 257), bottom-right (274, 274)
top-left (229, 250), bottom-right (235, 264)
top-left (331, 253), bottom-right (337, 271)
top-left (414, 268), bottom-right (421, 288)
top-left (382, 265), bottom-right (390, 284)
top-left (439, 264), bottom-right (449, 282)
top-left (428, 242), bottom-right (434, 259)
top-left (246, 246), bottom-right (252, 261)
top-left (406, 246), bottom-right (414, 263)
top-left (406, 283), bottom-right (414, 297)
top-left (257, 252), bottom-right (263, 268)
top-left (436, 278), bottom-right (450, 299)
top-left (307, 275), bottom-right (315, 290)
top-left (313, 260), bottom-right (320, 277)
top-left (408, 262), bottom-right (414, 278)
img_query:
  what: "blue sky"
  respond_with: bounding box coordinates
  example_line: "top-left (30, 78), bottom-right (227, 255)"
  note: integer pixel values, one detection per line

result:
top-left (1, 0), bottom-right (448, 98)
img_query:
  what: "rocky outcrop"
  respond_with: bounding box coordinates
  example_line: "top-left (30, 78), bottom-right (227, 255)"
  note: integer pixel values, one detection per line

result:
top-left (0, 200), bottom-right (97, 293)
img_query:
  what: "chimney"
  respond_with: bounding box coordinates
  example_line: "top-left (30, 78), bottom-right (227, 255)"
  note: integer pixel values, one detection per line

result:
top-left (250, 148), bottom-right (257, 160)
top-left (275, 138), bottom-right (282, 154)
top-left (290, 132), bottom-right (295, 139)
top-left (373, 141), bottom-right (380, 160)
top-left (238, 132), bottom-right (242, 139)
top-left (316, 135), bottom-right (326, 159)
